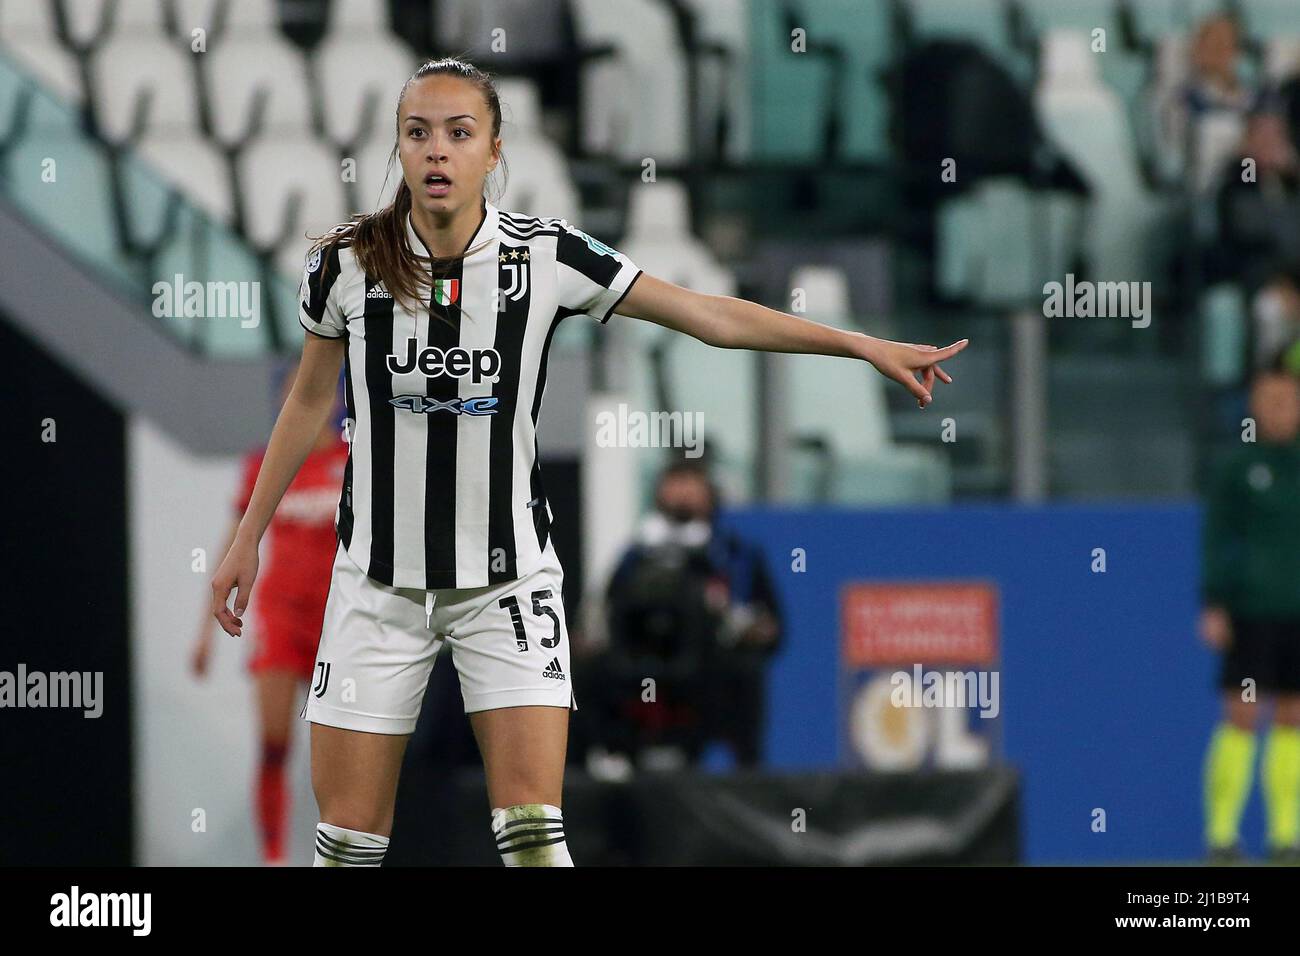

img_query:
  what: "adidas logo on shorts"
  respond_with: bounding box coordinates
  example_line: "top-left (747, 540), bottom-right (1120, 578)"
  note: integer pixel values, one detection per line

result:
top-left (542, 658), bottom-right (565, 680)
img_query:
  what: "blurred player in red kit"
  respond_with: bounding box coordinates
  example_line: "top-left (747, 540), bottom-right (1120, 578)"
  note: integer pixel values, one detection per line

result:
top-left (192, 360), bottom-right (348, 864)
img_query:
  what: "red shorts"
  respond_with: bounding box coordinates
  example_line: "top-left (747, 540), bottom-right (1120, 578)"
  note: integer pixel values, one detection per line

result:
top-left (247, 594), bottom-right (327, 680)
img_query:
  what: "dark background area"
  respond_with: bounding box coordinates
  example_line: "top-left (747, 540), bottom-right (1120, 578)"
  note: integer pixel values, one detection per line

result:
top-left (0, 315), bottom-right (133, 865)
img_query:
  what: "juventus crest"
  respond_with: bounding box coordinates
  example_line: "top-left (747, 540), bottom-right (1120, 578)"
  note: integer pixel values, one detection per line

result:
top-left (498, 244), bottom-right (531, 307)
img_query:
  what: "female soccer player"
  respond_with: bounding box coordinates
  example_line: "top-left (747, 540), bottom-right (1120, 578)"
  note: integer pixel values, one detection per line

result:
top-left (193, 360), bottom-right (348, 864)
top-left (210, 57), bottom-right (968, 867)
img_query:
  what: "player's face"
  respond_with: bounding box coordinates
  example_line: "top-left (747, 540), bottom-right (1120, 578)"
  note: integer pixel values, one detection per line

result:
top-left (1252, 375), bottom-right (1300, 441)
top-left (397, 75), bottom-right (500, 219)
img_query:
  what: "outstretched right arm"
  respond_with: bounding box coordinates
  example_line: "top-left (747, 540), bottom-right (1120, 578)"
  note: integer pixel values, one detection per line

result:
top-left (209, 333), bottom-right (345, 637)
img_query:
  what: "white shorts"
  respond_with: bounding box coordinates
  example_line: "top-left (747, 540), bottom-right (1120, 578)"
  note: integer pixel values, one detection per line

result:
top-left (301, 538), bottom-right (576, 735)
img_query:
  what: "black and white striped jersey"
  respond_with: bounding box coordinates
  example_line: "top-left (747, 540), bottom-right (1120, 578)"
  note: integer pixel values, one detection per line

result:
top-left (298, 199), bottom-right (642, 589)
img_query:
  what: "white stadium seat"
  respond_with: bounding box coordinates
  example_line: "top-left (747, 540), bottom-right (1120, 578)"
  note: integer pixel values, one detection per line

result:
top-left (352, 137), bottom-right (402, 215)
top-left (314, 33), bottom-right (415, 145)
top-left (605, 179), bottom-right (751, 499)
top-left (137, 132), bottom-right (234, 221)
top-left (220, 0), bottom-right (278, 35)
top-left (205, 36), bottom-right (314, 143)
top-left (782, 265), bottom-right (950, 503)
top-left (171, 0), bottom-right (225, 39)
top-left (1035, 30), bottom-right (1159, 281)
top-left (494, 79), bottom-right (581, 224)
top-left (64, 0), bottom-right (169, 44)
top-left (571, 0), bottom-right (689, 164)
top-left (237, 135), bottom-right (348, 275)
top-left (0, 0), bottom-right (83, 102)
top-left (92, 32), bottom-right (200, 142)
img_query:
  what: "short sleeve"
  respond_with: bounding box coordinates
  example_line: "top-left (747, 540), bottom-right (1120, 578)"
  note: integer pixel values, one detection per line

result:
top-left (298, 240), bottom-right (346, 339)
top-left (554, 220), bottom-right (642, 323)
top-left (235, 449), bottom-right (264, 515)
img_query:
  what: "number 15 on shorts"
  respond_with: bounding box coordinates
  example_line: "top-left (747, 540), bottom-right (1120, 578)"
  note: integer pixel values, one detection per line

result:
top-left (498, 589), bottom-right (562, 653)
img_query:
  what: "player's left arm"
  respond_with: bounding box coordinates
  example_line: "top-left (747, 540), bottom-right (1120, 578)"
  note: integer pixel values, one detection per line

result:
top-left (616, 273), bottom-right (968, 409)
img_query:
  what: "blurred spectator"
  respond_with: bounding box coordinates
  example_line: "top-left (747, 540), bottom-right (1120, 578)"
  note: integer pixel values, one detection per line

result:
top-left (1156, 14), bottom-right (1263, 193)
top-left (1282, 72), bottom-right (1300, 156)
top-left (1253, 266), bottom-right (1300, 371)
top-left (191, 360), bottom-right (348, 865)
top-left (1200, 366), bottom-right (1300, 863)
top-left (579, 460), bottom-right (782, 774)
top-left (1211, 109), bottom-right (1300, 290)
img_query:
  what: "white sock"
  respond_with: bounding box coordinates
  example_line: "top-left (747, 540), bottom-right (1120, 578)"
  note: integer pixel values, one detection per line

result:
top-left (491, 804), bottom-right (573, 866)
top-left (313, 822), bottom-right (389, 867)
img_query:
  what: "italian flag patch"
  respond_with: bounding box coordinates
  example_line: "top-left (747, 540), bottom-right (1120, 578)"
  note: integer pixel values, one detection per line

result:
top-left (433, 279), bottom-right (459, 306)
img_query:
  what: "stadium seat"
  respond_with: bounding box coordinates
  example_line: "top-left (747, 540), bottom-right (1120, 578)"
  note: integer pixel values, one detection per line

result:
top-left (781, 265), bottom-right (950, 504)
top-left (4, 91), bottom-right (136, 284)
top-left (170, 0), bottom-right (225, 39)
top-left (781, 0), bottom-right (893, 161)
top-left (497, 137), bottom-right (582, 223)
top-left (571, 0), bottom-right (689, 163)
top-left (136, 133), bottom-right (233, 221)
top-left (936, 179), bottom-right (1082, 306)
top-left (89, 21), bottom-right (233, 221)
top-left (494, 78), bottom-right (581, 224)
top-left (63, 0), bottom-right (168, 45)
top-left (1200, 284), bottom-right (1246, 387)
top-left (0, 1), bottom-right (82, 103)
top-left (905, 0), bottom-right (1015, 56)
top-left (220, 0), bottom-right (278, 35)
top-left (1034, 30), bottom-right (1160, 281)
top-left (611, 179), bottom-right (744, 499)
top-left (747, 0), bottom-right (832, 163)
top-left (236, 135), bottom-right (348, 275)
top-left (659, 334), bottom-right (758, 502)
top-left (314, 0), bottom-right (416, 146)
top-left (150, 202), bottom-right (270, 356)
top-left (91, 31), bottom-right (200, 143)
top-left (619, 178), bottom-right (736, 311)
top-left (681, 0), bottom-right (752, 161)
top-left (433, 0), bottom-right (575, 70)
top-left (352, 136), bottom-right (401, 215)
top-left (1239, 0), bottom-right (1300, 42)
top-left (204, 34), bottom-right (315, 143)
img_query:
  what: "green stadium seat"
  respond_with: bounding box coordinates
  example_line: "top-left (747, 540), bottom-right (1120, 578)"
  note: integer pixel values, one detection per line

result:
top-left (1200, 284), bottom-right (1247, 387)
top-left (1239, 0), bottom-right (1300, 40)
top-left (748, 0), bottom-right (893, 161)
top-left (906, 0), bottom-right (1015, 54)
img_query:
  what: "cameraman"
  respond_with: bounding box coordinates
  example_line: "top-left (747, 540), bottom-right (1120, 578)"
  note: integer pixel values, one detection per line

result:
top-left (597, 461), bottom-right (782, 768)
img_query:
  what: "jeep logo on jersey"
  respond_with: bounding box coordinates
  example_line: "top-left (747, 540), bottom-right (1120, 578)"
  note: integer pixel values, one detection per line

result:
top-left (387, 339), bottom-right (501, 383)
top-left (389, 395), bottom-right (499, 416)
